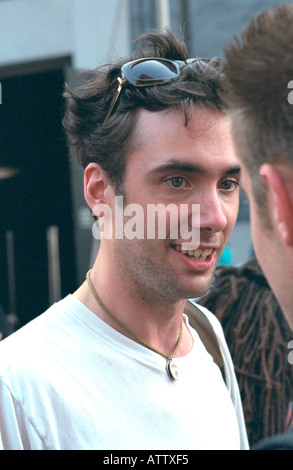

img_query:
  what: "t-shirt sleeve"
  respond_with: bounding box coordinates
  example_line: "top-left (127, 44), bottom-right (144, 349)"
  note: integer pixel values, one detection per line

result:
top-left (0, 379), bottom-right (44, 450)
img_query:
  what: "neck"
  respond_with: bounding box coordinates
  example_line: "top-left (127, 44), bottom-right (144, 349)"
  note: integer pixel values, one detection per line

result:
top-left (87, 268), bottom-right (184, 359)
top-left (74, 264), bottom-right (192, 358)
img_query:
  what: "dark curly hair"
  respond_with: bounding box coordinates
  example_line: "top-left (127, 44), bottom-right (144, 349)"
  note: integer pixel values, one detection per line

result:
top-left (62, 29), bottom-right (225, 193)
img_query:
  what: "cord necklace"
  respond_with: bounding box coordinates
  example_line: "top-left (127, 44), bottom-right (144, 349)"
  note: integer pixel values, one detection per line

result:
top-left (86, 269), bottom-right (182, 380)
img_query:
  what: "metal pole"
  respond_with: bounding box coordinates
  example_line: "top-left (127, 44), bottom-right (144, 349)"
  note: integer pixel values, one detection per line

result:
top-left (47, 226), bottom-right (61, 304)
top-left (156, 0), bottom-right (170, 30)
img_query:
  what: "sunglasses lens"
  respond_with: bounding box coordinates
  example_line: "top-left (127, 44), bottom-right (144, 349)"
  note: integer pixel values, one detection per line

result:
top-left (130, 59), bottom-right (179, 83)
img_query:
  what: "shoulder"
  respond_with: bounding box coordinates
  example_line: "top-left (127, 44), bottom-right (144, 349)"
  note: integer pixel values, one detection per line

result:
top-left (0, 296), bottom-right (78, 376)
top-left (186, 299), bottom-right (236, 376)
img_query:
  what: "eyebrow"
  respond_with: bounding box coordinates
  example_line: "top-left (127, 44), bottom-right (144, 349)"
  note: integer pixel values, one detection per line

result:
top-left (149, 161), bottom-right (241, 177)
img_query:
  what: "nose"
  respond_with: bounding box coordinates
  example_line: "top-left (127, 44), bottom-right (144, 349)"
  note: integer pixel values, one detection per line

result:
top-left (199, 190), bottom-right (228, 234)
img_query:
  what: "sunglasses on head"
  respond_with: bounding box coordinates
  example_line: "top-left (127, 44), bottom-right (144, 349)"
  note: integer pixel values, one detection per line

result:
top-left (103, 57), bottom-right (212, 125)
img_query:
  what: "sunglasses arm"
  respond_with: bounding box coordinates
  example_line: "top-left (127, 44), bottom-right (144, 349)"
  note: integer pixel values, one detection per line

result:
top-left (103, 77), bottom-right (124, 125)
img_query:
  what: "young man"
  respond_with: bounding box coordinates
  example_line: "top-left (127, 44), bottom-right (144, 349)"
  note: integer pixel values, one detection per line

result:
top-left (222, 4), bottom-right (293, 449)
top-left (0, 30), bottom-right (248, 450)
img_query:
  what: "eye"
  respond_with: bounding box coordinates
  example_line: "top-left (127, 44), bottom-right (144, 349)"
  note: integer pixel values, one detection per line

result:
top-left (165, 176), bottom-right (186, 188)
top-left (220, 179), bottom-right (240, 192)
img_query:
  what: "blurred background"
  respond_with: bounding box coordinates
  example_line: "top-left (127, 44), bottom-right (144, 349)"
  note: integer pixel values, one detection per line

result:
top-left (0, 0), bottom-right (286, 327)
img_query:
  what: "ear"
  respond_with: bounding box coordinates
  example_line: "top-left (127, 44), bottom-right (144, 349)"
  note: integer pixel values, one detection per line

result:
top-left (84, 163), bottom-right (113, 217)
top-left (260, 163), bottom-right (293, 246)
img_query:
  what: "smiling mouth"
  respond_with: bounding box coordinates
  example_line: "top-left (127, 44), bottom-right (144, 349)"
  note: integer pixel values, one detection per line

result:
top-left (172, 245), bottom-right (214, 261)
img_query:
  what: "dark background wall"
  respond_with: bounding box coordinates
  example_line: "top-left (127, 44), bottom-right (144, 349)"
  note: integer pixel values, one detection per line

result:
top-left (0, 63), bottom-right (77, 326)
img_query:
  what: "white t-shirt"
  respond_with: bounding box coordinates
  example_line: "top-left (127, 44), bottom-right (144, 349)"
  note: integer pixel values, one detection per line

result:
top-left (0, 295), bottom-right (248, 450)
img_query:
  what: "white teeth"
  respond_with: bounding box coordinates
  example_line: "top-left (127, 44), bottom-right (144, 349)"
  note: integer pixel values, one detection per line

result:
top-left (174, 245), bottom-right (213, 260)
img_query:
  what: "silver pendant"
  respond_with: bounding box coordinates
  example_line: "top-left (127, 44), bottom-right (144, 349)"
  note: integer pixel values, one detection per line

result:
top-left (166, 358), bottom-right (179, 380)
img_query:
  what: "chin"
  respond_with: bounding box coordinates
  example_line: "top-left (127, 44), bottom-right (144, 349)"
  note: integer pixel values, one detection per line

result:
top-left (180, 279), bottom-right (214, 301)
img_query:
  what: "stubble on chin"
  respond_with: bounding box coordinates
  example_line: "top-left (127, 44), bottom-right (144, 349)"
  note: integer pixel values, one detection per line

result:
top-left (114, 239), bottom-right (216, 304)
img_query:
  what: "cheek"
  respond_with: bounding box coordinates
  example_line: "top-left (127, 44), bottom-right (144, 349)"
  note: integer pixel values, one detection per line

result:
top-left (225, 199), bottom-right (240, 235)
top-left (143, 205), bottom-right (180, 238)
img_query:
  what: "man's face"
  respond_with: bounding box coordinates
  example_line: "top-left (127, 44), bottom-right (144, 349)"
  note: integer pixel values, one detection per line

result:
top-left (109, 107), bottom-right (240, 301)
top-left (241, 165), bottom-right (293, 325)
